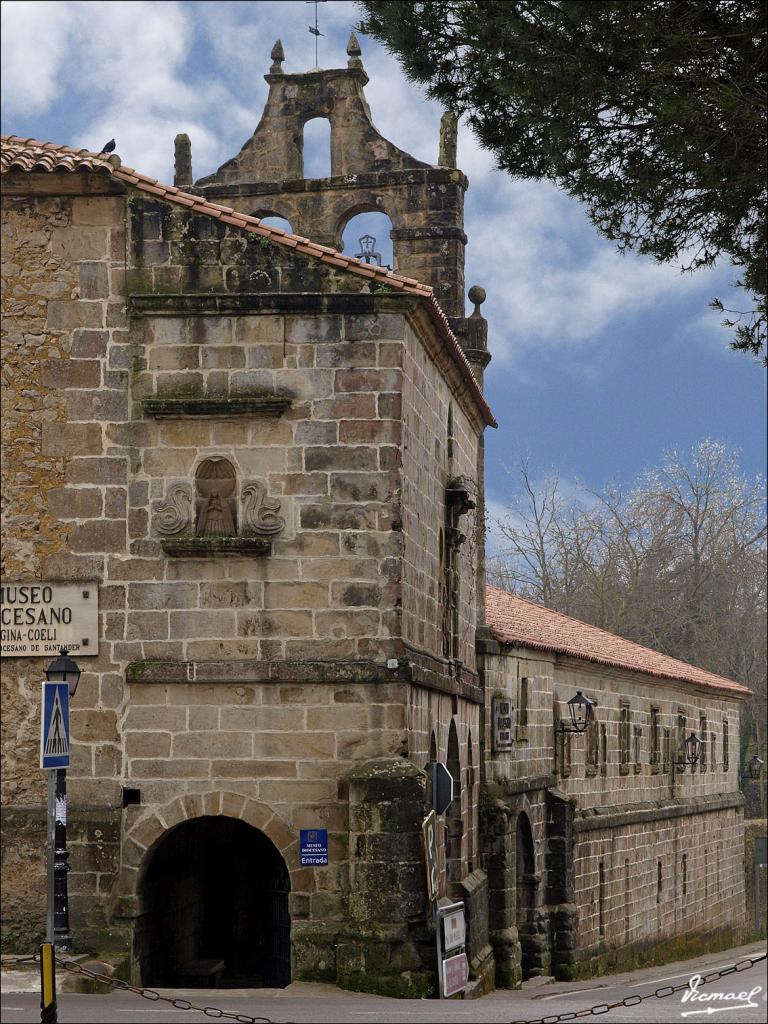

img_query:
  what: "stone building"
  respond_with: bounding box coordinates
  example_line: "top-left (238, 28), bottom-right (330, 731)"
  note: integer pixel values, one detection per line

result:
top-left (1, 39), bottom-right (494, 997)
top-left (481, 587), bottom-right (750, 984)
top-left (0, 37), bottom-right (749, 996)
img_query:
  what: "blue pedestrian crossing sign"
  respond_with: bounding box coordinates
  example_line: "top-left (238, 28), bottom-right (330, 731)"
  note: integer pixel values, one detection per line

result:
top-left (40, 682), bottom-right (70, 769)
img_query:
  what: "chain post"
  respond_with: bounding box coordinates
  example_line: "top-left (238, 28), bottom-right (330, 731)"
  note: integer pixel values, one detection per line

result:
top-left (39, 942), bottom-right (57, 1024)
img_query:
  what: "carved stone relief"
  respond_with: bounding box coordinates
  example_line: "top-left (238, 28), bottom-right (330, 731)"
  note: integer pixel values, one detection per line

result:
top-left (242, 480), bottom-right (285, 537)
top-left (195, 457), bottom-right (236, 537)
top-left (153, 459), bottom-right (285, 543)
top-left (154, 485), bottom-right (193, 536)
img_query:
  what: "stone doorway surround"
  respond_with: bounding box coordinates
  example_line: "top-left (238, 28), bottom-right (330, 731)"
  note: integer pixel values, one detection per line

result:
top-left (110, 791), bottom-right (311, 982)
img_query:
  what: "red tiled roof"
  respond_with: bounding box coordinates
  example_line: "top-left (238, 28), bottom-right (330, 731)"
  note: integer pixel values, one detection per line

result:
top-left (485, 585), bottom-right (751, 697)
top-left (1, 135), bottom-right (496, 428)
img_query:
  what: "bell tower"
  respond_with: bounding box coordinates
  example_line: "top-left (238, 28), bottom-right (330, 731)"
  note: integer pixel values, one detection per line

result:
top-left (189, 35), bottom-right (470, 318)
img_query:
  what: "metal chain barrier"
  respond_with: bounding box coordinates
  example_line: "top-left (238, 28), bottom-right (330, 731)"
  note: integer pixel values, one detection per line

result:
top-left (11, 949), bottom-right (765, 1023)
top-left (509, 952), bottom-right (767, 1024)
top-left (25, 951), bottom-right (287, 1023)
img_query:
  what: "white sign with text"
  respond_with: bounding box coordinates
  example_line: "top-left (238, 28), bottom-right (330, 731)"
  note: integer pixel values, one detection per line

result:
top-left (1, 582), bottom-right (98, 657)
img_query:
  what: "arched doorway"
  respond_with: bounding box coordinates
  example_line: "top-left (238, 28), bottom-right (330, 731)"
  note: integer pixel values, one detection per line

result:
top-left (137, 816), bottom-right (290, 988)
top-left (516, 812), bottom-right (538, 978)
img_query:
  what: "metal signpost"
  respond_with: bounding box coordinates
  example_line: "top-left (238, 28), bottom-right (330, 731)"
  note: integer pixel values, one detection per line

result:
top-left (40, 679), bottom-right (71, 1022)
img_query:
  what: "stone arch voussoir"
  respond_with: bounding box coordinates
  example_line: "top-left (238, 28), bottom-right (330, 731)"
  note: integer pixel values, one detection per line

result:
top-left (112, 790), bottom-right (306, 916)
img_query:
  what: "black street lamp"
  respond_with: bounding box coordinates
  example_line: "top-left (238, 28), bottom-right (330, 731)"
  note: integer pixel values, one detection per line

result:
top-left (747, 755), bottom-right (764, 779)
top-left (45, 647), bottom-right (81, 952)
top-left (566, 691), bottom-right (596, 734)
top-left (684, 732), bottom-right (703, 767)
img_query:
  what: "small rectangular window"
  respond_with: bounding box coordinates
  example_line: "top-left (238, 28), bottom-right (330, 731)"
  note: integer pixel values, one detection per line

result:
top-left (600, 724), bottom-right (608, 775)
top-left (676, 710), bottom-right (687, 771)
top-left (723, 719), bottom-right (729, 771)
top-left (650, 707), bottom-right (661, 772)
top-left (657, 860), bottom-right (663, 903)
top-left (682, 853), bottom-right (687, 896)
top-left (516, 677), bottom-right (529, 742)
top-left (633, 725), bottom-right (642, 773)
top-left (586, 712), bottom-right (600, 775)
top-left (663, 728), bottom-right (671, 773)
top-left (711, 730), bottom-right (716, 769)
top-left (700, 715), bottom-right (707, 771)
top-left (598, 861), bottom-right (605, 937)
top-left (619, 703), bottom-right (631, 775)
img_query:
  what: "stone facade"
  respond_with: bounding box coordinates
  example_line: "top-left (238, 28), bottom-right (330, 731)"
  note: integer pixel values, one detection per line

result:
top-left (0, 40), bottom-right (748, 998)
top-left (478, 637), bottom-right (748, 984)
top-left (0, 46), bottom-right (492, 997)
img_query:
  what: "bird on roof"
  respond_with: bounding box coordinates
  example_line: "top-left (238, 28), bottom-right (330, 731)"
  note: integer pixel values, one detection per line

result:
top-left (98, 139), bottom-right (116, 156)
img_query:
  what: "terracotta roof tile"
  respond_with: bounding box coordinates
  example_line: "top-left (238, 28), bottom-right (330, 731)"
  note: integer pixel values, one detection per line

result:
top-left (1, 134), bottom-right (496, 427)
top-left (485, 585), bottom-right (750, 697)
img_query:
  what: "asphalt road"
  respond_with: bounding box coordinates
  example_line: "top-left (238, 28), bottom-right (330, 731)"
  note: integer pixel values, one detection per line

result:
top-left (2, 943), bottom-right (766, 1024)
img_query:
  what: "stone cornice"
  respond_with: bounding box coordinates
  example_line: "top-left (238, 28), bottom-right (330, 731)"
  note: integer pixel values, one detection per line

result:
top-left (573, 791), bottom-right (744, 832)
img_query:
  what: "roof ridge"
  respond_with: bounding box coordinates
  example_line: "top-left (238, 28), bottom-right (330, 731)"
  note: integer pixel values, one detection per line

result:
top-left (1, 134), bottom-right (495, 427)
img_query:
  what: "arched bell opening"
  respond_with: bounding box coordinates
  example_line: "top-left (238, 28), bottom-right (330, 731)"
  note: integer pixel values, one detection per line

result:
top-left (135, 816), bottom-right (291, 989)
top-left (339, 209), bottom-right (394, 270)
top-left (255, 213), bottom-right (295, 235)
top-left (302, 117), bottom-right (332, 179)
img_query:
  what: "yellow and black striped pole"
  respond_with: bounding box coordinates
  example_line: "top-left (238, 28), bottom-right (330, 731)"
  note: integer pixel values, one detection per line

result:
top-left (40, 942), bottom-right (57, 1023)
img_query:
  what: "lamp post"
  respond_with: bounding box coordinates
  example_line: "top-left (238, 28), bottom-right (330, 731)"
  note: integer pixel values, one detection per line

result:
top-left (44, 648), bottom-right (81, 952)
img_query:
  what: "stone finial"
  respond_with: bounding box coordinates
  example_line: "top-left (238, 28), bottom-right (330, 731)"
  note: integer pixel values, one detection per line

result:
top-left (270, 39), bottom-right (285, 73)
top-left (439, 110), bottom-right (458, 167)
top-left (464, 285), bottom-right (490, 386)
top-left (468, 284), bottom-right (486, 317)
top-left (347, 31), bottom-right (363, 69)
top-left (174, 133), bottom-right (192, 187)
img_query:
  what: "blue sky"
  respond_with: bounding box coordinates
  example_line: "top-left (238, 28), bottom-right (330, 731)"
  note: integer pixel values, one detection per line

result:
top-left (2, 0), bottom-right (765, 543)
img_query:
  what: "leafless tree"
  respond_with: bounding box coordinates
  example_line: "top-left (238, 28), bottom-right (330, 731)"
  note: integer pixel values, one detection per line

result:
top-left (489, 441), bottom-right (767, 764)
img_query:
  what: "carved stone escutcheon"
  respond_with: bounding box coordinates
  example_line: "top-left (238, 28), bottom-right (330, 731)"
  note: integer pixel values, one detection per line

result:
top-left (242, 480), bottom-right (285, 537)
top-left (153, 484), bottom-right (193, 536)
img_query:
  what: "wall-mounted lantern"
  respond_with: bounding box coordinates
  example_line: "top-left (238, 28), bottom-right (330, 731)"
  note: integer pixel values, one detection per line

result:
top-left (44, 646), bottom-right (81, 697)
top-left (684, 732), bottom-right (703, 766)
top-left (747, 754), bottom-right (764, 779)
top-left (557, 691), bottom-right (595, 736)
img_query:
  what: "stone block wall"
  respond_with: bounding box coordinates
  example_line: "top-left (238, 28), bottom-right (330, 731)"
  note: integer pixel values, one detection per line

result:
top-left (408, 687), bottom-right (481, 886)
top-left (573, 802), bottom-right (746, 972)
top-left (482, 648), bottom-right (743, 807)
top-left (482, 651), bottom-right (555, 782)
top-left (1, 177), bottom-right (488, 982)
top-left (401, 320), bottom-right (481, 676)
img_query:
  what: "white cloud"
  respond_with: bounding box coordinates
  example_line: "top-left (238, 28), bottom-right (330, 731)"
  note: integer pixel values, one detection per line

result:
top-left (1, 0), bottom-right (75, 116)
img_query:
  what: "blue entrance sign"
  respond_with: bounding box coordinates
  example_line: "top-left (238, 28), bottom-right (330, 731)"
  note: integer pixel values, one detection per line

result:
top-left (300, 828), bottom-right (328, 866)
top-left (40, 682), bottom-right (70, 769)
